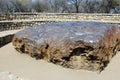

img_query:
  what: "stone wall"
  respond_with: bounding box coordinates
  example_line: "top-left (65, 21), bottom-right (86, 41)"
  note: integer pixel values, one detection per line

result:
top-left (0, 13), bottom-right (120, 31)
top-left (0, 13), bottom-right (120, 23)
top-left (0, 34), bottom-right (14, 47)
top-left (0, 21), bottom-right (46, 31)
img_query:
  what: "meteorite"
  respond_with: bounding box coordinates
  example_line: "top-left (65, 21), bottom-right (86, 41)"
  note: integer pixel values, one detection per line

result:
top-left (12, 21), bottom-right (120, 72)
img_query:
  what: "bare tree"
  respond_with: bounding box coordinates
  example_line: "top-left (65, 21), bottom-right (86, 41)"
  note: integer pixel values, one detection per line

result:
top-left (11, 0), bottom-right (32, 12)
top-left (49, 0), bottom-right (68, 13)
top-left (32, 0), bottom-right (50, 12)
top-left (68, 0), bottom-right (82, 13)
top-left (0, 0), bottom-right (119, 13)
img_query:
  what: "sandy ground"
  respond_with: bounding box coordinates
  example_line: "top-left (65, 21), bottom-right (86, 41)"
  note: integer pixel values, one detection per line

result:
top-left (0, 43), bottom-right (120, 80)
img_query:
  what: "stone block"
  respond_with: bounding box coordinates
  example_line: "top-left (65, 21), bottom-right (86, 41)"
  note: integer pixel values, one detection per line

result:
top-left (12, 21), bottom-right (120, 72)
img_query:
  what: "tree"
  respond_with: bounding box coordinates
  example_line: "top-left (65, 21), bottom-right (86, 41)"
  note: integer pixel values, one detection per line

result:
top-left (49, 0), bottom-right (68, 13)
top-left (0, 0), bottom-right (119, 13)
top-left (11, 0), bottom-right (32, 12)
top-left (32, 0), bottom-right (50, 12)
top-left (68, 0), bottom-right (82, 13)
top-left (0, 0), bottom-right (33, 13)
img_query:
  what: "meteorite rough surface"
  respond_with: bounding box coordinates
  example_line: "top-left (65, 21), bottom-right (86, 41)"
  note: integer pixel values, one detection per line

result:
top-left (12, 21), bottom-right (120, 72)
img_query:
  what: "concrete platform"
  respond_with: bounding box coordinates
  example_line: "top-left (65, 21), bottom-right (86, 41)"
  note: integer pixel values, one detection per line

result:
top-left (0, 29), bottom-right (23, 37)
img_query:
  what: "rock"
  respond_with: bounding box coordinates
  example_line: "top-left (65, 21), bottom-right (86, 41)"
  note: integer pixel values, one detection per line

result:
top-left (12, 21), bottom-right (120, 72)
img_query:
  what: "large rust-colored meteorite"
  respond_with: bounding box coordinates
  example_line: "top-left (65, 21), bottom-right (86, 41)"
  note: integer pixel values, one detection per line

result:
top-left (12, 21), bottom-right (120, 72)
